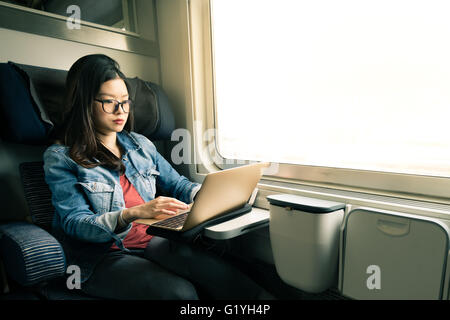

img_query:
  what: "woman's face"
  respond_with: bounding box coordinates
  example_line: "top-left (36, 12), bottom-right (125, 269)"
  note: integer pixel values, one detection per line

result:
top-left (93, 77), bottom-right (129, 135)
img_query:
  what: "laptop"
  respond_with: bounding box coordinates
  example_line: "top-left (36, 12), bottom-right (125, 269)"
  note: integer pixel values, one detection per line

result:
top-left (134, 162), bottom-right (270, 232)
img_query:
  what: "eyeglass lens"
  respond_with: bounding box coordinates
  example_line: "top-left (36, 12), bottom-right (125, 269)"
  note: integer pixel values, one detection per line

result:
top-left (102, 100), bottom-right (131, 113)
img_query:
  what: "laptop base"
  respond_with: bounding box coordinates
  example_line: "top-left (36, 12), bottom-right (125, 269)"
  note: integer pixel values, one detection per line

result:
top-left (145, 203), bottom-right (253, 243)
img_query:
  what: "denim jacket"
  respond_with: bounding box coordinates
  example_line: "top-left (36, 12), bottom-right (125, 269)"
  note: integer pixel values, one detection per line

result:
top-left (43, 130), bottom-right (201, 282)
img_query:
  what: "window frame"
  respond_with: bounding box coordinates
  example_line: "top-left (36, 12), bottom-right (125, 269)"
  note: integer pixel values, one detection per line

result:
top-left (0, 1), bottom-right (158, 57)
top-left (187, 0), bottom-right (450, 204)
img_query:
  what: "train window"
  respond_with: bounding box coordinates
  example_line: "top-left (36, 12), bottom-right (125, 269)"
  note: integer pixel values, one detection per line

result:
top-left (0, 1), bottom-right (157, 56)
top-left (210, 0), bottom-right (450, 183)
top-left (2, 0), bottom-right (137, 32)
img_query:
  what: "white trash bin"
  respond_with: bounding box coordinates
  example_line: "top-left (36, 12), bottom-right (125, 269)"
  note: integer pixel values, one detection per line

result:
top-left (267, 194), bottom-right (345, 293)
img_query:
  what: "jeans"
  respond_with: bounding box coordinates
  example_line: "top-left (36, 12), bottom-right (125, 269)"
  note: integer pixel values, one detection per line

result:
top-left (80, 236), bottom-right (271, 300)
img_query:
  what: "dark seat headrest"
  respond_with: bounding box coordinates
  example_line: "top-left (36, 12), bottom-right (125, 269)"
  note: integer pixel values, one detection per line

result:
top-left (0, 61), bottom-right (175, 145)
top-left (12, 63), bottom-right (68, 129)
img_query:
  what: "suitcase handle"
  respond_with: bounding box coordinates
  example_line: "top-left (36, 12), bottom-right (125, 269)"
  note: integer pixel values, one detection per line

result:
top-left (376, 219), bottom-right (410, 237)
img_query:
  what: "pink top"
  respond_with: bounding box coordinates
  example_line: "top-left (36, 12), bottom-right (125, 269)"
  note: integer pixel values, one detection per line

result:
top-left (110, 174), bottom-right (153, 250)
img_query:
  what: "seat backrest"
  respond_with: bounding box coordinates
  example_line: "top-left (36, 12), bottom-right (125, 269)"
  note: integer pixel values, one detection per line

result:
top-left (19, 161), bottom-right (54, 231)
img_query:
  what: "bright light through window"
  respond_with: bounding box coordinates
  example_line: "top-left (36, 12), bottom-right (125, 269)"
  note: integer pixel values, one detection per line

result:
top-left (211, 0), bottom-right (450, 178)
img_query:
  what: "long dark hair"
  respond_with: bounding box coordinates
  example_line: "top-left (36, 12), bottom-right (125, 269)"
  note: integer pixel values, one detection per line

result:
top-left (52, 54), bottom-right (134, 173)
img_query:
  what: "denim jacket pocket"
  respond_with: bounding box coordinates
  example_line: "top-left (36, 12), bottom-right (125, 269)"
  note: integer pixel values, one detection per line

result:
top-left (78, 181), bottom-right (115, 214)
top-left (142, 167), bottom-right (160, 197)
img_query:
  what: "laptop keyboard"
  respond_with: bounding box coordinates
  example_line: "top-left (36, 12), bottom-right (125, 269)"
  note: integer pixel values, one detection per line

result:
top-left (152, 212), bottom-right (189, 229)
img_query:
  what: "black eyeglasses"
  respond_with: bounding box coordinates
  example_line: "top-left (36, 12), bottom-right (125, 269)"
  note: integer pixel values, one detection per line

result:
top-left (94, 99), bottom-right (132, 114)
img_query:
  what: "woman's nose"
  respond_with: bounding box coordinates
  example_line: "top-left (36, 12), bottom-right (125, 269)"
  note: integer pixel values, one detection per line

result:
top-left (115, 104), bottom-right (126, 114)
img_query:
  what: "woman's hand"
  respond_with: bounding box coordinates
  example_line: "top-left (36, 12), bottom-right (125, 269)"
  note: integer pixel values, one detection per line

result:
top-left (122, 196), bottom-right (190, 223)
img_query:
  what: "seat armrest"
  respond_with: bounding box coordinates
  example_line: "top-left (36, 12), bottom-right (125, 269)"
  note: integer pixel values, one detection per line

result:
top-left (0, 222), bottom-right (66, 286)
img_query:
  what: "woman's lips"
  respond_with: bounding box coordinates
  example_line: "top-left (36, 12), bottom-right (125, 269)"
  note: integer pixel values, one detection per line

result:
top-left (113, 119), bottom-right (125, 124)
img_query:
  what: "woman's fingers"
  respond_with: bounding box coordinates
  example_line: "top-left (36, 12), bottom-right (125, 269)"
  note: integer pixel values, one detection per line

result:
top-left (157, 209), bottom-right (178, 216)
top-left (154, 210), bottom-right (184, 220)
top-left (154, 202), bottom-right (187, 212)
top-left (155, 197), bottom-right (189, 210)
top-left (139, 196), bottom-right (190, 219)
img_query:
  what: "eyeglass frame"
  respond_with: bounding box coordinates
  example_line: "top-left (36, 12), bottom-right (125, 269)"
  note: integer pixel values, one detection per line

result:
top-left (94, 98), bottom-right (132, 114)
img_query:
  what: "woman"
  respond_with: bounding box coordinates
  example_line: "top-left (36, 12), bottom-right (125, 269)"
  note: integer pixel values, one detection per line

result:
top-left (43, 54), bottom-right (272, 300)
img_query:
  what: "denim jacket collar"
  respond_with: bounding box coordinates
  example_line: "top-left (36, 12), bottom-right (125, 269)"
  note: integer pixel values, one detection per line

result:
top-left (117, 130), bottom-right (141, 157)
top-left (92, 130), bottom-right (140, 163)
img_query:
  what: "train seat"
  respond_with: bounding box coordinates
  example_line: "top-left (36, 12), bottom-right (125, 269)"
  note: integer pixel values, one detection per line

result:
top-left (0, 61), bottom-right (175, 299)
